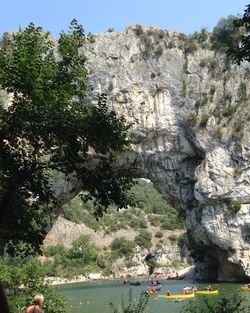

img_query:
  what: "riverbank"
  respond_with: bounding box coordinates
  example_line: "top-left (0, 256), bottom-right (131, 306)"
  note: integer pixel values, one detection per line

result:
top-left (45, 265), bottom-right (195, 286)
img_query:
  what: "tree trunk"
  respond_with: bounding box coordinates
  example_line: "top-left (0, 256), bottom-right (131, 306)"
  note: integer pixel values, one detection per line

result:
top-left (0, 284), bottom-right (10, 313)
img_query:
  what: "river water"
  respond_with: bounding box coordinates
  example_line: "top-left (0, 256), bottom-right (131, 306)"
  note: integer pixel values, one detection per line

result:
top-left (56, 279), bottom-right (250, 313)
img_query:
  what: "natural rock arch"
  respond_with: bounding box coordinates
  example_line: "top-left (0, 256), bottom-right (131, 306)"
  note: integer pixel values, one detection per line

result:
top-left (55, 26), bottom-right (250, 281)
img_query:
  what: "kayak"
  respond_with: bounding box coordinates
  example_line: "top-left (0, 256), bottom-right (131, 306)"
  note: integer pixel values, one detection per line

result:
top-left (158, 293), bottom-right (195, 299)
top-left (241, 287), bottom-right (250, 291)
top-left (194, 290), bottom-right (218, 295)
top-left (129, 282), bottom-right (141, 286)
top-left (166, 275), bottom-right (185, 280)
top-left (147, 290), bottom-right (156, 295)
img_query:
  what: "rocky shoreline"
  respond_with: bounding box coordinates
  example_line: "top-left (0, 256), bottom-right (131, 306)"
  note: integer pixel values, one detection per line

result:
top-left (45, 266), bottom-right (195, 286)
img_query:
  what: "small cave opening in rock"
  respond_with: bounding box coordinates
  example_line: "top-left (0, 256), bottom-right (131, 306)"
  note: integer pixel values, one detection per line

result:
top-left (145, 253), bottom-right (157, 275)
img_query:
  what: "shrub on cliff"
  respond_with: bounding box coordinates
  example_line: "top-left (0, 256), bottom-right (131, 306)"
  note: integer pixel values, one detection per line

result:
top-left (135, 230), bottom-right (152, 250)
top-left (228, 4), bottom-right (250, 64)
top-left (211, 15), bottom-right (242, 53)
top-left (111, 237), bottom-right (136, 259)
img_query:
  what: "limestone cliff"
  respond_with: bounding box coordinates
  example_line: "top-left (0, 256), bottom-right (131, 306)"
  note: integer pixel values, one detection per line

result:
top-left (44, 216), bottom-right (187, 278)
top-left (69, 26), bottom-right (249, 282)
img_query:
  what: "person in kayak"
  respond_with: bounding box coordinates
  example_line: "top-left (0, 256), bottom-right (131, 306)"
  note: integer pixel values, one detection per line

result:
top-left (192, 285), bottom-right (198, 292)
top-left (206, 285), bottom-right (213, 291)
top-left (183, 287), bottom-right (189, 294)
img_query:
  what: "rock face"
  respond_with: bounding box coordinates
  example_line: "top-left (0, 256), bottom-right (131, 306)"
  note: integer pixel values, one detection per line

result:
top-left (74, 26), bottom-right (250, 282)
top-left (44, 216), bottom-right (187, 278)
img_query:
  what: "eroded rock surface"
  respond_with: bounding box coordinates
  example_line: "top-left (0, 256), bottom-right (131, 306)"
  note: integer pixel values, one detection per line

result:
top-left (54, 26), bottom-right (250, 281)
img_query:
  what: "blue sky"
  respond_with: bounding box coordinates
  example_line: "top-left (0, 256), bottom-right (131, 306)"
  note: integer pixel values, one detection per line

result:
top-left (0, 0), bottom-right (248, 37)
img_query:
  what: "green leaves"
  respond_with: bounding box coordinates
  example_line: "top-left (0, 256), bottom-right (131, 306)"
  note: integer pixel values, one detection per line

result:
top-left (111, 237), bottom-right (136, 258)
top-left (182, 294), bottom-right (250, 313)
top-left (211, 15), bottom-right (242, 53)
top-left (227, 5), bottom-right (250, 64)
top-left (0, 256), bottom-right (68, 313)
top-left (0, 20), bottom-right (134, 254)
top-left (109, 289), bottom-right (150, 313)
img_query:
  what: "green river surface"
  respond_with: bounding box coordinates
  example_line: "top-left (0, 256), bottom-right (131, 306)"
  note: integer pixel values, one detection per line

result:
top-left (56, 279), bottom-right (250, 313)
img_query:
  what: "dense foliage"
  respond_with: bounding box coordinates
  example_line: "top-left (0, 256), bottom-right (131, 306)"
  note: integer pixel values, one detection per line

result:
top-left (0, 257), bottom-right (67, 313)
top-left (182, 294), bottom-right (249, 313)
top-left (111, 237), bottom-right (136, 259)
top-left (134, 230), bottom-right (152, 250)
top-left (0, 20), bottom-right (135, 254)
top-left (61, 179), bottom-right (184, 233)
top-left (228, 4), bottom-right (250, 63)
top-left (211, 15), bottom-right (242, 52)
top-left (211, 4), bottom-right (250, 65)
top-left (42, 235), bottom-right (102, 277)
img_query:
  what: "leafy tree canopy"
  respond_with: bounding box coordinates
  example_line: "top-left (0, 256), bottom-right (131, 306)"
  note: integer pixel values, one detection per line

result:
top-left (228, 4), bottom-right (250, 63)
top-left (0, 20), bottom-right (135, 255)
top-left (211, 15), bottom-right (242, 52)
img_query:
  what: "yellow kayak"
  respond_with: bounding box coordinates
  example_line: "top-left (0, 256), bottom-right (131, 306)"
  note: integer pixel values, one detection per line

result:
top-left (194, 290), bottom-right (218, 295)
top-left (147, 290), bottom-right (156, 295)
top-left (158, 293), bottom-right (195, 299)
top-left (241, 287), bottom-right (250, 291)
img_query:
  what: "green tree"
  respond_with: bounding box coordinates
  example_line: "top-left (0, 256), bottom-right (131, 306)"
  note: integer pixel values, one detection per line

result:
top-left (134, 230), bottom-right (152, 250)
top-left (228, 4), bottom-right (250, 64)
top-left (111, 237), bottom-right (136, 258)
top-left (0, 20), bottom-right (135, 254)
top-left (67, 235), bottom-right (98, 265)
top-left (0, 257), bottom-right (67, 313)
top-left (211, 15), bottom-right (242, 52)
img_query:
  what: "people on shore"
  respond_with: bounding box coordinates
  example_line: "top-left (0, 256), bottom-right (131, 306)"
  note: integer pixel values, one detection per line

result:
top-left (26, 295), bottom-right (44, 313)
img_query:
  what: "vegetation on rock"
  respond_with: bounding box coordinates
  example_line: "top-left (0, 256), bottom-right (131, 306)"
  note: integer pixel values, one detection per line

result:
top-left (61, 179), bottom-right (184, 233)
top-left (42, 179), bottom-right (187, 278)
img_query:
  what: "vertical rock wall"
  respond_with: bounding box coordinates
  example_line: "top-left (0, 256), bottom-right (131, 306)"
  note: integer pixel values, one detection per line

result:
top-left (55, 26), bottom-right (250, 281)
